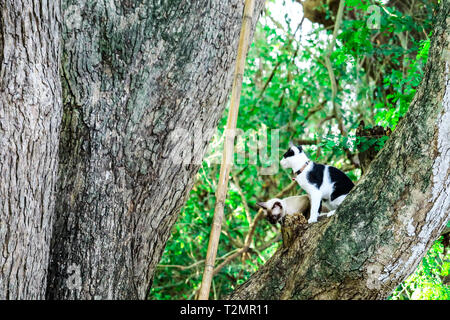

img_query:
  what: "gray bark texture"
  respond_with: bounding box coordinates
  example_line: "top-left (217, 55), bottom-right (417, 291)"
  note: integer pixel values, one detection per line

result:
top-left (46, 0), bottom-right (265, 299)
top-left (229, 0), bottom-right (450, 300)
top-left (0, 0), bottom-right (62, 299)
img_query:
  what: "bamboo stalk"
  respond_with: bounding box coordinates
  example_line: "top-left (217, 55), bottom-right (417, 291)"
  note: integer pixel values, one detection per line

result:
top-left (197, 0), bottom-right (256, 300)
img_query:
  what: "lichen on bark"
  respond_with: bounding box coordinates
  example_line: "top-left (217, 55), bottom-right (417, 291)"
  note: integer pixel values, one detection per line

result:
top-left (0, 0), bottom-right (62, 299)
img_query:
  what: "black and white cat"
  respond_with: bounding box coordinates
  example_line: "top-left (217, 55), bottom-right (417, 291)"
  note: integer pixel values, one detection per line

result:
top-left (280, 144), bottom-right (354, 224)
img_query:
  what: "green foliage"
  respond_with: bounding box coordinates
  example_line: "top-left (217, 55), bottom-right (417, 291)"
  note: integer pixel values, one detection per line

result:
top-left (390, 237), bottom-right (450, 300)
top-left (374, 37), bottom-right (430, 128)
top-left (151, 0), bottom-right (445, 300)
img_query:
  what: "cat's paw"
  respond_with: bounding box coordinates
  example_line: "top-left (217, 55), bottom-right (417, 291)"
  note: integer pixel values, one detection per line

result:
top-left (326, 210), bottom-right (336, 217)
top-left (308, 217), bottom-right (318, 224)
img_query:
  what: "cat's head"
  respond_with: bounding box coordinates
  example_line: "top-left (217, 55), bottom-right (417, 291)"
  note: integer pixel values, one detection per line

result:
top-left (280, 142), bottom-right (309, 169)
top-left (257, 198), bottom-right (285, 224)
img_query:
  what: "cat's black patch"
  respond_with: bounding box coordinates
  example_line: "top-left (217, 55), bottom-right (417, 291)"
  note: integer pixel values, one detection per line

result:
top-left (273, 201), bottom-right (282, 209)
top-left (307, 163), bottom-right (325, 189)
top-left (329, 166), bottom-right (354, 201)
top-left (283, 148), bottom-right (294, 158)
top-left (319, 200), bottom-right (323, 213)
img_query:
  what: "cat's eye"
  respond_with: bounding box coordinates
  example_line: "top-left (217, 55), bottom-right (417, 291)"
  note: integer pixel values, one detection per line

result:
top-left (283, 149), bottom-right (294, 158)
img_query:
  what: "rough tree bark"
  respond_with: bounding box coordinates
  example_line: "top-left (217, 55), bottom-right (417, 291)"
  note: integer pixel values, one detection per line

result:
top-left (0, 1), bottom-right (62, 299)
top-left (46, 0), bottom-right (265, 299)
top-left (229, 1), bottom-right (449, 300)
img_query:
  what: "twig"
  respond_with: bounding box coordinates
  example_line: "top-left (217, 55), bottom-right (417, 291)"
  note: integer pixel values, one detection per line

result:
top-left (232, 174), bottom-right (252, 225)
top-left (213, 248), bottom-right (247, 276)
top-left (317, 114), bottom-right (336, 128)
top-left (211, 181), bottom-right (297, 276)
top-left (221, 227), bottom-right (244, 249)
top-left (256, 60), bottom-right (283, 101)
top-left (324, 0), bottom-right (346, 136)
top-left (294, 138), bottom-right (319, 145)
top-left (321, 1), bottom-right (359, 167)
top-left (299, 100), bottom-right (327, 127)
top-left (250, 17), bottom-right (304, 110)
top-left (257, 234), bottom-right (282, 252)
top-left (304, 45), bottom-right (327, 67)
top-left (157, 260), bottom-right (204, 270)
top-left (158, 248), bottom-right (241, 271)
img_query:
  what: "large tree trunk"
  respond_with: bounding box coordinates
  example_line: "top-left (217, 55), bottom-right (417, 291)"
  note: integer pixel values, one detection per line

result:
top-left (0, 1), bottom-right (62, 299)
top-left (46, 0), bottom-right (265, 299)
top-left (229, 0), bottom-right (449, 300)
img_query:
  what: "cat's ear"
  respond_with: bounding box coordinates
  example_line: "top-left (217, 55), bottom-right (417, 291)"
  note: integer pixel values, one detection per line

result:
top-left (257, 202), bottom-right (268, 210)
top-left (273, 201), bottom-right (282, 209)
